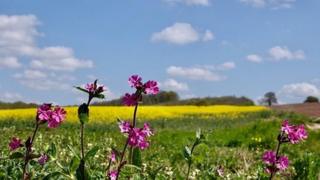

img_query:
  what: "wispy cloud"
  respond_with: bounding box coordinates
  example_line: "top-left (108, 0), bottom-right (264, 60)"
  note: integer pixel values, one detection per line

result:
top-left (240, 0), bottom-right (296, 9)
top-left (164, 0), bottom-right (210, 6)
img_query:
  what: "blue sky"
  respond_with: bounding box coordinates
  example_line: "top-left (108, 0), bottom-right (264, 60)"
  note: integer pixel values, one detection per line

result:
top-left (0, 0), bottom-right (319, 105)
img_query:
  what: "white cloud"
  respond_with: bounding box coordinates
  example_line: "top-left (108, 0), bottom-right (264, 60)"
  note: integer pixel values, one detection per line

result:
top-left (269, 46), bottom-right (305, 61)
top-left (240, 0), bottom-right (266, 8)
top-left (202, 30), bottom-right (214, 41)
top-left (167, 66), bottom-right (225, 81)
top-left (13, 69), bottom-right (73, 91)
top-left (30, 46), bottom-right (93, 71)
top-left (0, 92), bottom-right (23, 102)
top-left (0, 57), bottom-right (22, 68)
top-left (246, 54), bottom-right (262, 63)
top-left (279, 83), bottom-right (320, 98)
top-left (0, 15), bottom-right (93, 72)
top-left (164, 0), bottom-right (210, 6)
top-left (151, 23), bottom-right (213, 45)
top-left (161, 79), bottom-right (189, 91)
top-left (14, 69), bottom-right (47, 79)
top-left (217, 61), bottom-right (236, 70)
top-left (240, 0), bottom-right (296, 9)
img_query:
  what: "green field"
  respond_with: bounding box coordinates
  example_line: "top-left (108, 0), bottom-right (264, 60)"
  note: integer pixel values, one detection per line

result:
top-left (1, 111), bottom-right (319, 179)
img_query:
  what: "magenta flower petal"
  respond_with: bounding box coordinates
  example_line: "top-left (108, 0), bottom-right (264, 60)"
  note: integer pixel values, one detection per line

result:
top-left (144, 80), bottom-right (159, 95)
top-left (262, 151), bottom-right (276, 165)
top-left (108, 170), bottom-right (118, 180)
top-left (9, 137), bottom-right (22, 151)
top-left (276, 156), bottom-right (289, 171)
top-left (128, 75), bottom-right (143, 88)
top-left (122, 93), bottom-right (138, 106)
top-left (38, 154), bottom-right (48, 165)
top-left (118, 121), bottom-right (131, 133)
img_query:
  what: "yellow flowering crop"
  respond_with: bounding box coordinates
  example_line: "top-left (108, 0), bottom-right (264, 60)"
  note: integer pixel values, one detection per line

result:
top-left (0, 105), bottom-right (267, 123)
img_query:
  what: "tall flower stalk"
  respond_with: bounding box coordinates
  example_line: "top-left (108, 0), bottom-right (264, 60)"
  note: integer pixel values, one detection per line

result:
top-left (8, 103), bottom-right (66, 179)
top-left (107, 75), bottom-right (159, 180)
top-left (262, 120), bottom-right (307, 179)
top-left (75, 80), bottom-right (105, 179)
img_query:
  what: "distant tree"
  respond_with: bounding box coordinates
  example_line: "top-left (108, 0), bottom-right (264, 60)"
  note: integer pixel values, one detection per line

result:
top-left (261, 92), bottom-right (277, 106)
top-left (304, 96), bottom-right (319, 103)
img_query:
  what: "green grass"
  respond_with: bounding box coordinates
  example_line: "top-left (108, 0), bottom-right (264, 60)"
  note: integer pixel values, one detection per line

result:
top-left (0, 111), bottom-right (319, 179)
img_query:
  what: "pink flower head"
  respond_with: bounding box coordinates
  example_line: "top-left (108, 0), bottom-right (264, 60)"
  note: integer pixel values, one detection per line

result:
top-left (37, 103), bottom-right (52, 121)
top-left (108, 170), bottom-right (118, 180)
top-left (9, 137), bottom-right (22, 151)
top-left (281, 120), bottom-right (294, 134)
top-left (37, 103), bottom-right (66, 128)
top-left (85, 83), bottom-right (95, 93)
top-left (282, 120), bottom-right (308, 144)
top-left (144, 80), bottom-right (159, 95)
top-left (128, 75), bottom-right (143, 88)
top-left (118, 121), bottom-right (131, 133)
top-left (142, 123), bottom-right (153, 137)
top-left (295, 125), bottom-right (308, 141)
top-left (262, 151), bottom-right (276, 165)
top-left (48, 106), bottom-right (67, 128)
top-left (276, 156), bottom-right (289, 171)
top-left (128, 127), bottom-right (151, 150)
top-left (38, 154), bottom-right (48, 165)
top-left (85, 82), bottom-right (105, 94)
top-left (122, 93), bottom-right (138, 106)
top-left (110, 151), bottom-right (116, 162)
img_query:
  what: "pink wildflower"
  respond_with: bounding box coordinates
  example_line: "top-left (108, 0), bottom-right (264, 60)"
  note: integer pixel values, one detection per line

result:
top-left (85, 82), bottom-right (105, 94)
top-left (38, 154), bottom-right (48, 165)
top-left (144, 80), bottom-right (159, 95)
top-left (128, 75), bottom-right (143, 88)
top-left (276, 156), bottom-right (289, 171)
top-left (142, 123), bottom-right (153, 137)
top-left (108, 170), bottom-right (118, 180)
top-left (118, 121), bottom-right (131, 133)
top-left (37, 104), bottom-right (52, 121)
top-left (9, 137), bottom-right (22, 151)
top-left (281, 120), bottom-right (308, 144)
top-left (262, 151), bottom-right (276, 165)
top-left (48, 106), bottom-right (67, 128)
top-left (122, 93), bottom-right (138, 106)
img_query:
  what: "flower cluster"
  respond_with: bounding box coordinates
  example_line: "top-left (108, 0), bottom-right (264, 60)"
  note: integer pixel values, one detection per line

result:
top-left (123, 75), bottom-right (159, 106)
top-left (85, 81), bottom-right (105, 95)
top-left (262, 151), bottom-right (289, 173)
top-left (262, 120), bottom-right (307, 177)
top-left (37, 104), bottom-right (67, 128)
top-left (38, 154), bottom-right (48, 165)
top-left (118, 121), bottom-right (154, 150)
top-left (281, 120), bottom-right (308, 144)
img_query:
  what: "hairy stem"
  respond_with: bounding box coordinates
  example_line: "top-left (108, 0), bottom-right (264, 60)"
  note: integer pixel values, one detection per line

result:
top-left (186, 142), bottom-right (197, 180)
top-left (22, 122), bottom-right (39, 180)
top-left (129, 103), bottom-right (139, 164)
top-left (115, 139), bottom-right (129, 180)
top-left (269, 135), bottom-right (282, 180)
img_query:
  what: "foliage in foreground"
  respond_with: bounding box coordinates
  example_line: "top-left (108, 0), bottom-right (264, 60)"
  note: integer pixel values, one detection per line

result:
top-left (0, 75), bottom-right (319, 179)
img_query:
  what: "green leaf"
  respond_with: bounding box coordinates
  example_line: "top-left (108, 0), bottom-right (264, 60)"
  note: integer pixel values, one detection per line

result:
top-left (47, 143), bottom-right (57, 158)
top-left (9, 152), bottom-right (24, 159)
top-left (74, 86), bottom-right (89, 94)
top-left (43, 172), bottom-right (63, 180)
top-left (93, 93), bottom-right (105, 99)
top-left (69, 156), bottom-right (80, 173)
top-left (67, 145), bottom-right (80, 160)
top-left (132, 148), bottom-right (142, 167)
top-left (84, 146), bottom-right (99, 161)
top-left (183, 146), bottom-right (191, 161)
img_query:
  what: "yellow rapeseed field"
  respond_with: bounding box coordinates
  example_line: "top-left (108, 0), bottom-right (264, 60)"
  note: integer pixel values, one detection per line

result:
top-left (0, 105), bottom-right (267, 123)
